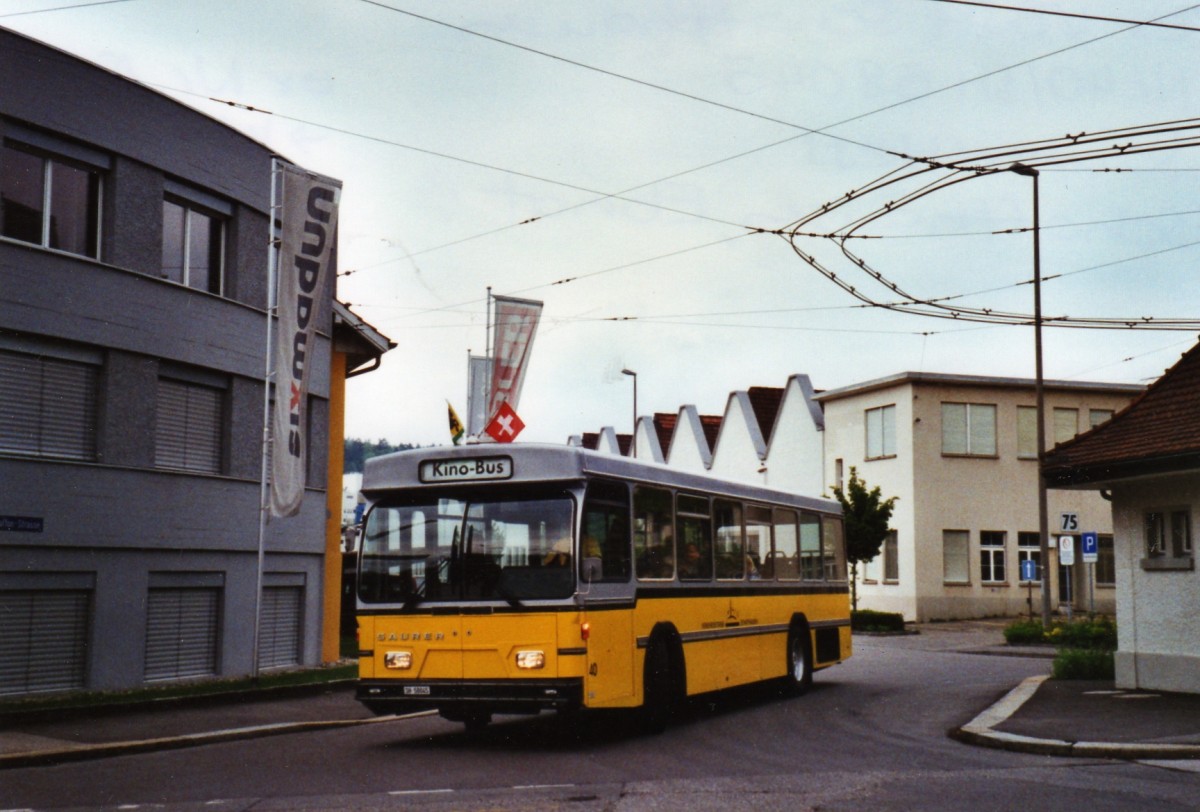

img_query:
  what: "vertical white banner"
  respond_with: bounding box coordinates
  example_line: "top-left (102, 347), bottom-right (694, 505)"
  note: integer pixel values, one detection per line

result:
top-left (488, 295), bottom-right (542, 419)
top-left (271, 162), bottom-right (341, 517)
top-left (467, 354), bottom-right (491, 435)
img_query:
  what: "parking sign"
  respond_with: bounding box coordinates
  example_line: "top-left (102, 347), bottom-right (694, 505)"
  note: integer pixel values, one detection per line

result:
top-left (1081, 531), bottom-right (1098, 564)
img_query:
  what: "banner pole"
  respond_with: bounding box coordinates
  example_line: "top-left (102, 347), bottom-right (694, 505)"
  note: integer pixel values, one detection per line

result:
top-left (485, 287), bottom-right (493, 418)
top-left (253, 158), bottom-right (281, 677)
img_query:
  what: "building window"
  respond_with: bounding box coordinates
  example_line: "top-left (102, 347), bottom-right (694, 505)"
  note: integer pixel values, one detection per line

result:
top-left (1017, 406), bottom-right (1038, 459)
top-left (155, 377), bottom-right (223, 473)
top-left (1018, 531), bottom-right (1041, 582)
top-left (980, 531), bottom-right (1006, 583)
top-left (1, 142), bottom-right (101, 258)
top-left (161, 198), bottom-right (224, 294)
top-left (0, 345), bottom-right (98, 461)
top-left (1089, 409), bottom-right (1114, 429)
top-left (0, 588), bottom-right (91, 696)
top-left (1144, 510), bottom-right (1192, 560)
top-left (862, 552), bottom-right (880, 583)
top-left (942, 403), bottom-right (996, 457)
top-left (1096, 534), bottom-right (1115, 586)
top-left (1053, 408), bottom-right (1079, 445)
top-left (883, 530), bottom-right (899, 582)
top-left (865, 405), bottom-right (896, 459)
top-left (258, 585), bottom-right (303, 670)
top-left (943, 530), bottom-right (970, 584)
top-left (144, 587), bottom-right (220, 682)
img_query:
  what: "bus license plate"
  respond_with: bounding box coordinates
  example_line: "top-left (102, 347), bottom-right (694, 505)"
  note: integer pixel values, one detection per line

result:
top-left (403, 685), bottom-right (431, 696)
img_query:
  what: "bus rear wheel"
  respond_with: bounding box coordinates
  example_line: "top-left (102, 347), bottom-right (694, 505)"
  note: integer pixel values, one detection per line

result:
top-left (785, 626), bottom-right (813, 695)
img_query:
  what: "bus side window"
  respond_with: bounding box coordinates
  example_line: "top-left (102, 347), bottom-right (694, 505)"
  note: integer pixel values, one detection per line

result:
top-left (634, 486), bottom-right (675, 579)
top-left (746, 505), bottom-right (772, 580)
top-left (800, 511), bottom-right (823, 580)
top-left (822, 516), bottom-right (847, 581)
top-left (772, 508), bottom-right (800, 580)
top-left (581, 479), bottom-right (632, 582)
top-left (677, 494), bottom-right (713, 581)
top-left (714, 499), bottom-right (745, 580)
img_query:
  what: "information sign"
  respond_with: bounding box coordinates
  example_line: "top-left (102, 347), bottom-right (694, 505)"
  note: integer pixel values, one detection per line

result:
top-left (1059, 535), bottom-right (1075, 566)
top-left (1020, 558), bottom-right (1038, 582)
top-left (1060, 512), bottom-right (1079, 533)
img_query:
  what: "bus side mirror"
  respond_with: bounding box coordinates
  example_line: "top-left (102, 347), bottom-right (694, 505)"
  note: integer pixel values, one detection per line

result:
top-left (581, 557), bottom-right (603, 583)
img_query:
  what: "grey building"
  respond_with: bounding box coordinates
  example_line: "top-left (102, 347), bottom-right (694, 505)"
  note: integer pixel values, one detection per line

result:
top-left (0, 27), bottom-right (367, 695)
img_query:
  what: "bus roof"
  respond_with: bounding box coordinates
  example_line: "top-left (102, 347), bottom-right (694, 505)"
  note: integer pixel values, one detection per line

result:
top-left (361, 443), bottom-right (840, 514)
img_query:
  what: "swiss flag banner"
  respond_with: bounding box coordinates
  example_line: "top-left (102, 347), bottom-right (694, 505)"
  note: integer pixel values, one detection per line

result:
top-left (485, 401), bottom-right (525, 443)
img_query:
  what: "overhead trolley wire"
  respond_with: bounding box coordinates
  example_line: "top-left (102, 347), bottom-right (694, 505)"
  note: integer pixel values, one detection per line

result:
top-left (924, 0), bottom-right (1200, 33)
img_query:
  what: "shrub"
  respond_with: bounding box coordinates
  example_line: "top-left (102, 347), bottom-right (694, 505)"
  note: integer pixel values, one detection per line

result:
top-left (1054, 617), bottom-right (1117, 651)
top-left (1052, 648), bottom-right (1115, 680)
top-left (851, 609), bottom-right (906, 633)
top-left (1003, 619), bottom-right (1046, 645)
top-left (1003, 617), bottom-right (1117, 650)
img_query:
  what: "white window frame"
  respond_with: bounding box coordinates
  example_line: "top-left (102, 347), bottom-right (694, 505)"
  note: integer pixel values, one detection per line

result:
top-left (1017, 531), bottom-right (1041, 583)
top-left (941, 402), bottom-right (997, 457)
top-left (1053, 407), bottom-right (1079, 445)
top-left (943, 529), bottom-right (970, 584)
top-left (980, 530), bottom-right (1006, 584)
top-left (865, 404), bottom-right (896, 460)
top-left (1016, 406), bottom-right (1038, 460)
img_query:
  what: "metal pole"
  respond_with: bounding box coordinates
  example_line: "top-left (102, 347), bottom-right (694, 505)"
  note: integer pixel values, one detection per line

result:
top-left (253, 158), bottom-right (282, 677)
top-left (1010, 163), bottom-right (1051, 627)
top-left (622, 369), bottom-right (637, 458)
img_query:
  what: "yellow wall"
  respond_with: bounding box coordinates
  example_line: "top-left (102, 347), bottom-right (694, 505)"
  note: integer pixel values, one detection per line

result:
top-left (322, 351), bottom-right (348, 663)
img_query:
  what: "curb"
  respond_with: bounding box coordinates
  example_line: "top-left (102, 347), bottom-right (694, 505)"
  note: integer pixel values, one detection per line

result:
top-left (0, 711), bottom-right (432, 770)
top-left (951, 675), bottom-right (1200, 761)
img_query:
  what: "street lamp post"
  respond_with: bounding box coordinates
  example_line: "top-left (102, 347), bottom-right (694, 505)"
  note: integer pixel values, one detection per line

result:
top-left (1010, 162), bottom-right (1053, 628)
top-left (621, 368), bottom-right (637, 458)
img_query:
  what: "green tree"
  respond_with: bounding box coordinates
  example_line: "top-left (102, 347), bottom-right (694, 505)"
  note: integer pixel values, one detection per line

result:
top-left (343, 438), bottom-right (418, 473)
top-left (831, 467), bottom-right (898, 611)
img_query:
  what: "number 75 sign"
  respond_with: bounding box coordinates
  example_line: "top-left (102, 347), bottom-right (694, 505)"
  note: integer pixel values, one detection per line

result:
top-left (1060, 512), bottom-right (1079, 533)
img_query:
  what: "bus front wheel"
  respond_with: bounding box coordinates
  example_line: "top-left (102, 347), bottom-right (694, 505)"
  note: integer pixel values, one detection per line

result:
top-left (641, 640), bottom-right (676, 734)
top-left (785, 626), bottom-right (813, 695)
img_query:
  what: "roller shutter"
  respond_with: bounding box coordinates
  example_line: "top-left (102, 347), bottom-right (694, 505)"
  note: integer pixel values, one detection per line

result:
top-left (144, 587), bottom-right (219, 681)
top-left (0, 590), bottom-right (90, 695)
top-left (258, 586), bottom-right (303, 669)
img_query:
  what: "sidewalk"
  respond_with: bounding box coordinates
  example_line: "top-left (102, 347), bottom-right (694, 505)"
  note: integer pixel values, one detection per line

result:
top-left (955, 674), bottom-right (1200, 760)
top-left (0, 682), bottom-right (418, 769)
top-left (4, 634), bottom-right (1200, 768)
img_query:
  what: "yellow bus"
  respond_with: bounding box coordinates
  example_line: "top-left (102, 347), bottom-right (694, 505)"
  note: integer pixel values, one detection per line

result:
top-left (355, 443), bottom-right (850, 731)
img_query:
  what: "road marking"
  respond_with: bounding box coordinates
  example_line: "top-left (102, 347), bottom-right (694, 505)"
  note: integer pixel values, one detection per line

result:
top-left (388, 789), bottom-right (454, 796)
top-left (513, 784), bottom-right (576, 790)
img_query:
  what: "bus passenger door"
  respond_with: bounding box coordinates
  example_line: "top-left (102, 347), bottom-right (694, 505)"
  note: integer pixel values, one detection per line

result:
top-left (584, 609), bottom-right (635, 706)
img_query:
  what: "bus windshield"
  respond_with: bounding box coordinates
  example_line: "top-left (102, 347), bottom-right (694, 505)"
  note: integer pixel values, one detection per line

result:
top-left (358, 492), bottom-right (576, 605)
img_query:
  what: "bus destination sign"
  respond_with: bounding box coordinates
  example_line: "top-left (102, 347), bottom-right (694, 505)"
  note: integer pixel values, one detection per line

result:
top-left (419, 456), bottom-right (513, 483)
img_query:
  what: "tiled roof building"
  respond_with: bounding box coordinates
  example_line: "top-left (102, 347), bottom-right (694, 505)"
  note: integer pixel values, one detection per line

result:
top-left (1044, 343), bottom-right (1200, 486)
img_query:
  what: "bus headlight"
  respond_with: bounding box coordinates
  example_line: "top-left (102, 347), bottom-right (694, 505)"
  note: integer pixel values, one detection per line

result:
top-left (384, 650), bottom-right (413, 670)
top-left (515, 650), bottom-right (545, 669)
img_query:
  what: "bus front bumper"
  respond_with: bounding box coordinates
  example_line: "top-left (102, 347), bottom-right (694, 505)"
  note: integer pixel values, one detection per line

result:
top-left (356, 678), bottom-right (584, 716)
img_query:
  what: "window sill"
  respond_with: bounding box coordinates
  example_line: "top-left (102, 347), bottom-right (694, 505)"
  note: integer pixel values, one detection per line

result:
top-left (943, 580), bottom-right (972, 587)
top-left (864, 455), bottom-right (897, 462)
top-left (941, 453), bottom-right (999, 460)
top-left (983, 582), bottom-right (1010, 587)
top-left (1140, 557), bottom-right (1194, 571)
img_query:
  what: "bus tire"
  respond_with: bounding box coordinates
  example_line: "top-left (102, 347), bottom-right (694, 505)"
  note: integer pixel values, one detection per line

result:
top-left (641, 638), bottom-right (675, 734)
top-left (785, 623), bottom-right (813, 695)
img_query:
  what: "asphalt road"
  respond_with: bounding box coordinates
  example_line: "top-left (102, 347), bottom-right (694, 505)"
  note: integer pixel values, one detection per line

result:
top-left (4, 628), bottom-right (1198, 811)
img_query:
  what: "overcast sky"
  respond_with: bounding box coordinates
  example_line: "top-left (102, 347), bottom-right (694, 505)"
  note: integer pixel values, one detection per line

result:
top-left (7, 0), bottom-right (1199, 446)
